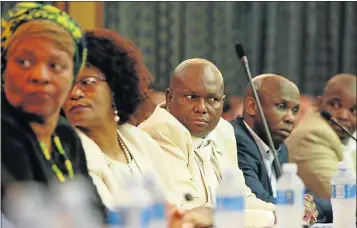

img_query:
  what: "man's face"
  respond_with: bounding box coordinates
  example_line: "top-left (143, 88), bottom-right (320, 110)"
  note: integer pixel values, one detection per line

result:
top-left (318, 85), bottom-right (357, 141)
top-left (254, 82), bottom-right (300, 146)
top-left (166, 64), bottom-right (225, 138)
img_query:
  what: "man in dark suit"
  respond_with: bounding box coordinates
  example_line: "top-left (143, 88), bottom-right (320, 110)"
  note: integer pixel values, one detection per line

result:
top-left (232, 74), bottom-right (331, 224)
top-left (232, 74), bottom-right (300, 203)
top-left (233, 117), bottom-right (289, 203)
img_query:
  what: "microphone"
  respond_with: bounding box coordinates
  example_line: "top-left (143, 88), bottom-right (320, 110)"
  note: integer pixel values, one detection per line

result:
top-left (320, 110), bottom-right (357, 142)
top-left (235, 44), bottom-right (282, 177)
top-left (235, 44), bottom-right (249, 65)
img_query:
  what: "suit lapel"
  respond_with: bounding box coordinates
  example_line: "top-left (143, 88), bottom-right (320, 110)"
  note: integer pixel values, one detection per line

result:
top-left (236, 117), bottom-right (274, 195)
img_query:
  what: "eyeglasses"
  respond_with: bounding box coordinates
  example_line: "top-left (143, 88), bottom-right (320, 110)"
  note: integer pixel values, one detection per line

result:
top-left (74, 75), bottom-right (106, 92)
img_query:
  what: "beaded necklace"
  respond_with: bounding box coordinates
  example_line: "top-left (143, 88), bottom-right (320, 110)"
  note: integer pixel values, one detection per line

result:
top-left (117, 132), bottom-right (133, 162)
top-left (39, 135), bottom-right (74, 182)
top-left (103, 133), bottom-right (133, 172)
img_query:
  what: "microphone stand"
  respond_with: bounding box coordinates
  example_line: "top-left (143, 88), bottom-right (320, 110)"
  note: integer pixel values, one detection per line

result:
top-left (235, 44), bottom-right (282, 177)
top-left (321, 110), bottom-right (357, 142)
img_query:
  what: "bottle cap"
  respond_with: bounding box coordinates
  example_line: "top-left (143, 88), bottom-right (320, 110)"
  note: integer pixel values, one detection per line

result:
top-left (337, 161), bottom-right (347, 171)
top-left (222, 168), bottom-right (238, 181)
top-left (282, 163), bottom-right (297, 173)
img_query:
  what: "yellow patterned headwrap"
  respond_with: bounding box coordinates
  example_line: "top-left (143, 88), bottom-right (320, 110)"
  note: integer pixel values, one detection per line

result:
top-left (1, 2), bottom-right (87, 78)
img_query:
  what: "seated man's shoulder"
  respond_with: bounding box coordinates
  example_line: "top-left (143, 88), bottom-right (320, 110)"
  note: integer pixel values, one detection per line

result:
top-left (215, 118), bottom-right (235, 137)
top-left (139, 106), bottom-right (191, 140)
top-left (286, 110), bottom-right (342, 160)
top-left (214, 118), bottom-right (239, 163)
top-left (220, 118), bottom-right (255, 151)
top-left (214, 118), bottom-right (238, 151)
top-left (231, 119), bottom-right (263, 163)
top-left (138, 106), bottom-right (194, 160)
top-left (119, 123), bottom-right (162, 145)
top-left (233, 123), bottom-right (253, 144)
top-left (288, 112), bottom-right (339, 147)
top-left (230, 117), bottom-right (251, 140)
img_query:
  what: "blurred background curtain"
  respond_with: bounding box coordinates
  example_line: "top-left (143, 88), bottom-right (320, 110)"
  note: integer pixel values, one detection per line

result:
top-left (1, 1), bottom-right (18, 15)
top-left (105, 1), bottom-right (357, 96)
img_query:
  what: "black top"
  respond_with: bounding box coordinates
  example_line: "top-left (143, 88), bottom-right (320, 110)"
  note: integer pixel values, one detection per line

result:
top-left (1, 91), bottom-right (107, 222)
top-left (232, 116), bottom-right (332, 223)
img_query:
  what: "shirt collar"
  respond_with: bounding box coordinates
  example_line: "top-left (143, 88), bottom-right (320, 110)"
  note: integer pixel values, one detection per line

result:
top-left (243, 120), bottom-right (271, 155)
top-left (161, 102), bottom-right (219, 150)
top-left (192, 130), bottom-right (217, 150)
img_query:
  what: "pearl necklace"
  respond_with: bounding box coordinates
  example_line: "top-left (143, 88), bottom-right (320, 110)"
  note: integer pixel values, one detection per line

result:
top-left (103, 132), bottom-right (133, 171)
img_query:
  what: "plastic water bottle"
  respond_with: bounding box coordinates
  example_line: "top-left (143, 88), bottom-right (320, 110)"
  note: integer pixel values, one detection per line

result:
top-left (143, 173), bottom-right (167, 228)
top-left (276, 163), bottom-right (305, 228)
top-left (331, 162), bottom-right (356, 228)
top-left (107, 210), bottom-right (125, 228)
top-left (108, 185), bottom-right (131, 228)
top-left (214, 168), bottom-right (245, 228)
top-left (4, 182), bottom-right (53, 228)
top-left (51, 178), bottom-right (102, 228)
top-left (124, 176), bottom-right (151, 228)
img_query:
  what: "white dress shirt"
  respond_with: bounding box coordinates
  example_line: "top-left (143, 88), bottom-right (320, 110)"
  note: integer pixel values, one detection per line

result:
top-left (191, 131), bottom-right (222, 204)
top-left (244, 121), bottom-right (277, 197)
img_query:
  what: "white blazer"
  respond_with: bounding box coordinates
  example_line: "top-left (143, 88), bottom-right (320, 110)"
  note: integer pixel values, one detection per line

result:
top-left (77, 123), bottom-right (173, 209)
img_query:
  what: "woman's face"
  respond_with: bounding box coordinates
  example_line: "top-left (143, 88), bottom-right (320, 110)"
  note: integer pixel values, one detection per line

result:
top-left (4, 37), bottom-right (74, 119)
top-left (63, 65), bottom-right (114, 129)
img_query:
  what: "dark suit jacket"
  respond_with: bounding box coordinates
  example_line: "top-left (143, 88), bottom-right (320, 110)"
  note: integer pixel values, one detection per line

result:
top-left (232, 116), bottom-right (288, 203)
top-left (232, 116), bottom-right (332, 222)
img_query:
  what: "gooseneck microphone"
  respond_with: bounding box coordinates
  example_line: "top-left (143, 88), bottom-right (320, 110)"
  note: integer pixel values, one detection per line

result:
top-left (320, 110), bottom-right (357, 142)
top-left (235, 44), bottom-right (282, 177)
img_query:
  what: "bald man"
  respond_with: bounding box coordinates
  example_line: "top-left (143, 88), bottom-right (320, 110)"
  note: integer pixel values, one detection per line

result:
top-left (232, 74), bottom-right (300, 202)
top-left (139, 59), bottom-right (276, 225)
top-left (231, 74), bottom-right (323, 224)
top-left (286, 74), bottom-right (357, 200)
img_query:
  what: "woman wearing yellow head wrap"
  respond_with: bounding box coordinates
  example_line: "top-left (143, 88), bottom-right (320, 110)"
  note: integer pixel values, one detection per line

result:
top-left (1, 2), bottom-right (106, 223)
